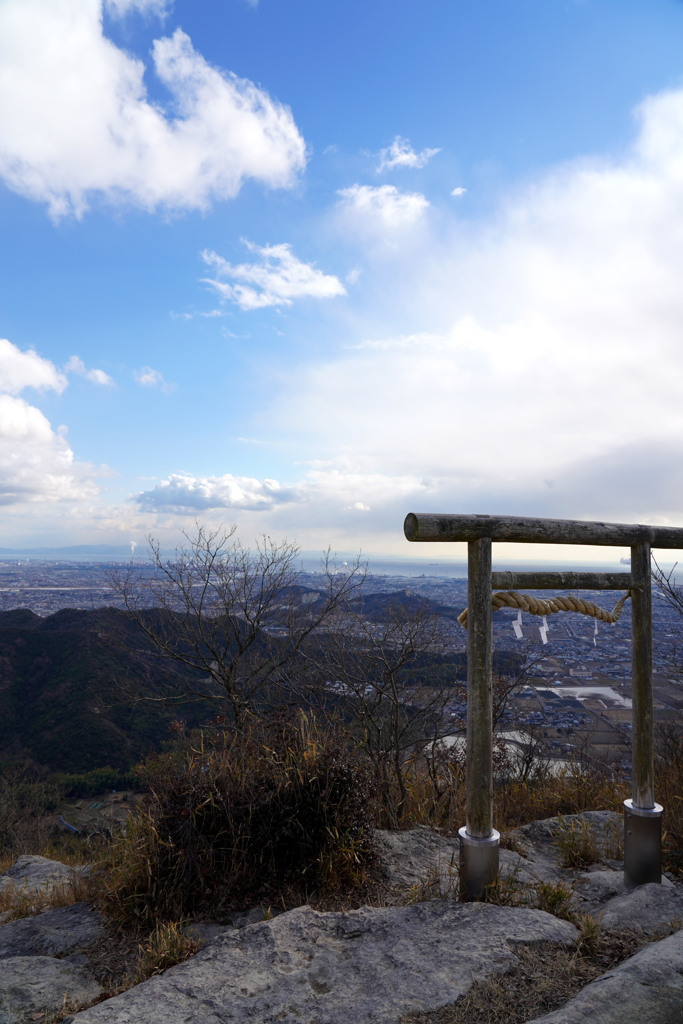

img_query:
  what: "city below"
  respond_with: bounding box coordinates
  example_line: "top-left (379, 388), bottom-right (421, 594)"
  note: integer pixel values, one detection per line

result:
top-left (1, 558), bottom-right (680, 772)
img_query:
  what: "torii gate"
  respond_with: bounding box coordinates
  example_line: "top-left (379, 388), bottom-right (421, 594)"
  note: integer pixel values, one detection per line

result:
top-left (404, 512), bottom-right (683, 898)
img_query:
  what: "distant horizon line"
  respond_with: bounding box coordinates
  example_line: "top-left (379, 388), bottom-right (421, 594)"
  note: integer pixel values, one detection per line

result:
top-left (0, 543), bottom-right (673, 573)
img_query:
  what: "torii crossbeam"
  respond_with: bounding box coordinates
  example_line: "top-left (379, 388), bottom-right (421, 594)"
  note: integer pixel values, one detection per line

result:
top-left (404, 512), bottom-right (683, 898)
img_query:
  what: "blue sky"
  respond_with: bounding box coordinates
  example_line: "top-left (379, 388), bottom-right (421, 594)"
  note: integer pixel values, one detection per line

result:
top-left (2, 0), bottom-right (683, 563)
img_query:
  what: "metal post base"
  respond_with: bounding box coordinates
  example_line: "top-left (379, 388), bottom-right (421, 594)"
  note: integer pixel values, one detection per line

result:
top-left (458, 827), bottom-right (500, 900)
top-left (624, 799), bottom-right (663, 887)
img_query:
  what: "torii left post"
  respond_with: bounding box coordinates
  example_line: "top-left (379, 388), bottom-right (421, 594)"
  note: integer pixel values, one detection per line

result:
top-left (459, 535), bottom-right (500, 898)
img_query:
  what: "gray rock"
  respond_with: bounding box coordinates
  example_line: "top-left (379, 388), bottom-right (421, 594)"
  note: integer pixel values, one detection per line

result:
top-left (526, 928), bottom-right (683, 1023)
top-left (0, 955), bottom-right (101, 1024)
top-left (498, 848), bottom-right (549, 886)
top-left (599, 883), bottom-right (683, 934)
top-left (573, 869), bottom-right (630, 908)
top-left (373, 826), bottom-right (460, 890)
top-left (0, 904), bottom-right (105, 959)
top-left (503, 811), bottom-right (624, 889)
top-left (0, 856), bottom-right (91, 896)
top-left (182, 923), bottom-right (229, 944)
top-left (374, 815), bottom-right (626, 895)
top-left (66, 901), bottom-right (577, 1024)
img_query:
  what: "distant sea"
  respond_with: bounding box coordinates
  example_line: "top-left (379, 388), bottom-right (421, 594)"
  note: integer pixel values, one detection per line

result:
top-left (0, 546), bottom-right (676, 578)
top-left (299, 555), bottom-right (637, 578)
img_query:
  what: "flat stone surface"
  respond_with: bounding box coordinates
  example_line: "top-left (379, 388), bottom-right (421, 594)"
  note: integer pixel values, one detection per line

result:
top-left (526, 928), bottom-right (683, 1023)
top-left (373, 827), bottom-right (460, 890)
top-left (0, 955), bottom-right (101, 1024)
top-left (573, 869), bottom-right (630, 907)
top-left (0, 904), bottom-right (105, 959)
top-left (374, 813), bottom-right (624, 894)
top-left (507, 811), bottom-right (623, 882)
top-left (66, 902), bottom-right (577, 1024)
top-left (0, 856), bottom-right (91, 896)
top-left (600, 883), bottom-right (683, 934)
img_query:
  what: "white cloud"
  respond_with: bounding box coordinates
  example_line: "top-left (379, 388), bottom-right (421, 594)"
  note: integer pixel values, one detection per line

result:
top-left (133, 366), bottom-right (172, 391)
top-left (450, 187), bottom-right (467, 197)
top-left (135, 473), bottom-right (304, 512)
top-left (170, 309), bottom-right (223, 321)
top-left (202, 242), bottom-right (346, 310)
top-left (0, 340), bottom-right (100, 505)
top-left (65, 355), bottom-right (114, 386)
top-left (376, 136), bottom-right (440, 173)
top-left (337, 185), bottom-right (429, 229)
top-left (0, 339), bottom-right (67, 394)
top-left (104, 0), bottom-right (170, 15)
top-left (239, 85), bottom-right (683, 548)
top-left (0, 0), bottom-right (306, 219)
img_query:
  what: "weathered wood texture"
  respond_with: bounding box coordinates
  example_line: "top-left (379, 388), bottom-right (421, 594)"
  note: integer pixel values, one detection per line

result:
top-left (631, 542), bottom-right (655, 809)
top-left (490, 571), bottom-right (632, 591)
top-left (466, 538), bottom-right (493, 839)
top-left (404, 513), bottom-right (683, 549)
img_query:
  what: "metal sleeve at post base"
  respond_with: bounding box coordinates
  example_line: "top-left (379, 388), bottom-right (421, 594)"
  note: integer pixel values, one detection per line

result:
top-left (623, 799), bottom-right (663, 888)
top-left (458, 827), bottom-right (500, 901)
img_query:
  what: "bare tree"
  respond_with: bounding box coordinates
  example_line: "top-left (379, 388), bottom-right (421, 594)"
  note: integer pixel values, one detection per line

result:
top-left (310, 595), bottom-right (459, 826)
top-left (650, 558), bottom-right (683, 680)
top-left (108, 523), bottom-right (366, 727)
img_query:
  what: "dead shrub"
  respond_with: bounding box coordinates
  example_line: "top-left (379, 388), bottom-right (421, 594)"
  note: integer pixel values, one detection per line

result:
top-left (102, 711), bottom-right (378, 928)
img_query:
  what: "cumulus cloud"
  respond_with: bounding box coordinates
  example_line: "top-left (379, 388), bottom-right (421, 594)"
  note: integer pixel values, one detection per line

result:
top-left (337, 185), bottom-right (429, 229)
top-left (450, 187), bottom-right (467, 197)
top-left (135, 473), bottom-right (304, 512)
top-left (376, 136), bottom-right (440, 173)
top-left (133, 366), bottom-right (172, 391)
top-left (65, 356), bottom-right (114, 386)
top-left (241, 85), bottom-right (683, 549)
top-left (0, 339), bottom-right (67, 394)
top-left (0, 340), bottom-right (99, 505)
top-left (202, 242), bottom-right (346, 310)
top-left (0, 0), bottom-right (306, 218)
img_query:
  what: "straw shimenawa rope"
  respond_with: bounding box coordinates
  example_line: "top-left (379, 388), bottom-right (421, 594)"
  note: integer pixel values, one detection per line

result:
top-left (457, 589), bottom-right (633, 629)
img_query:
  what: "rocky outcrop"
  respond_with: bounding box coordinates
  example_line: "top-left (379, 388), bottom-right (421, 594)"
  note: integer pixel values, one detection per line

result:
top-left (0, 866), bottom-right (104, 1024)
top-left (526, 928), bottom-right (683, 1024)
top-left (2, 814), bottom-right (683, 1024)
top-left (64, 902), bottom-right (577, 1024)
top-left (0, 904), bottom-right (105, 959)
top-left (599, 882), bottom-right (683, 934)
top-left (0, 957), bottom-right (101, 1024)
top-left (0, 855), bottom-right (91, 896)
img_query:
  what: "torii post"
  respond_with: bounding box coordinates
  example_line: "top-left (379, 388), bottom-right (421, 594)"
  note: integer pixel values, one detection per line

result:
top-left (404, 512), bottom-right (683, 899)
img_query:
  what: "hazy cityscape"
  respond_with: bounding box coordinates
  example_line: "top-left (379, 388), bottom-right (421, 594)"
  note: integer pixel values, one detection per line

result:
top-left (2, 556), bottom-right (681, 772)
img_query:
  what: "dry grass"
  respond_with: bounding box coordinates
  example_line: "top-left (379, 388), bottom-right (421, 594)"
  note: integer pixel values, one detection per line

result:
top-left (394, 747), bottom-right (629, 836)
top-left (553, 813), bottom-right (623, 868)
top-left (400, 930), bottom-right (647, 1024)
top-left (133, 922), bottom-right (201, 983)
top-left (0, 871), bottom-right (94, 921)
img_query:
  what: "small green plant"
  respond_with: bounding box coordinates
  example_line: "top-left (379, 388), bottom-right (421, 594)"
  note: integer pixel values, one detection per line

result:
top-left (480, 867), bottom-right (526, 907)
top-left (575, 913), bottom-right (601, 955)
top-left (533, 880), bottom-right (575, 919)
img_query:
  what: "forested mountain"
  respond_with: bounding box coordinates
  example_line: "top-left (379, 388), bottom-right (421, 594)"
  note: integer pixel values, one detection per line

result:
top-left (0, 607), bottom-right (211, 773)
top-left (0, 596), bottom-right (524, 775)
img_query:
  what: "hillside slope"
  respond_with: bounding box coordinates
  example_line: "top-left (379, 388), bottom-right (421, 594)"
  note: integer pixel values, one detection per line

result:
top-left (0, 608), bottom-right (213, 773)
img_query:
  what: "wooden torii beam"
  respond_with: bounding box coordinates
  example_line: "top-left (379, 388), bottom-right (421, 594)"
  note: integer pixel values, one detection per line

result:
top-left (404, 512), bottom-right (683, 898)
